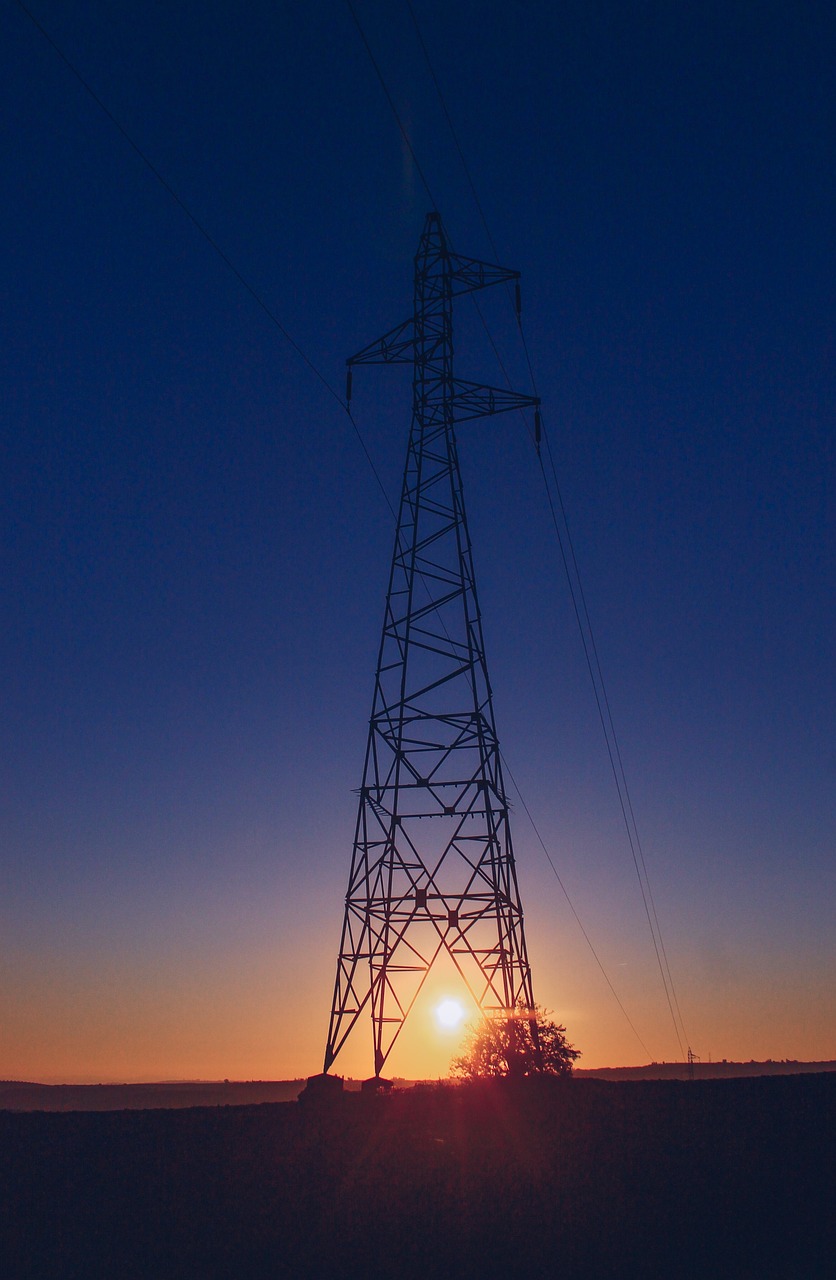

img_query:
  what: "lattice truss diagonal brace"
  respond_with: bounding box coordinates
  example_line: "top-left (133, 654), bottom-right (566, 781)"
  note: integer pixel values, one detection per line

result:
top-left (325, 213), bottom-right (540, 1077)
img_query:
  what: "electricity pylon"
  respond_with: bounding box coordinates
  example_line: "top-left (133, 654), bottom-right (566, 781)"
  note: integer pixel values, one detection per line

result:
top-left (325, 212), bottom-right (540, 1078)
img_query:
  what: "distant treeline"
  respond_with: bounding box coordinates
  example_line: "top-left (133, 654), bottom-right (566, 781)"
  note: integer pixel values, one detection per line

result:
top-left (2, 1061), bottom-right (834, 1111)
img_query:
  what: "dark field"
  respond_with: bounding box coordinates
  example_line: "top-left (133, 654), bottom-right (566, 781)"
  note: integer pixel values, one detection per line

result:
top-left (2, 1075), bottom-right (833, 1279)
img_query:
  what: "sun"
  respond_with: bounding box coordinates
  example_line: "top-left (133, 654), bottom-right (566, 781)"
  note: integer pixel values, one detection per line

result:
top-left (435, 998), bottom-right (465, 1031)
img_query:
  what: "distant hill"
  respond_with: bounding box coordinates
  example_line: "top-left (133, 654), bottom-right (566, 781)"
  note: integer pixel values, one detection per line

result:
top-left (0, 1080), bottom-right (307, 1112)
top-left (575, 1060), bottom-right (836, 1082)
top-left (2, 1061), bottom-right (834, 1110)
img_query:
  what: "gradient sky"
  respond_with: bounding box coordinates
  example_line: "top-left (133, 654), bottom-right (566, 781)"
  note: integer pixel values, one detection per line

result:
top-left (2, 1), bottom-right (833, 1082)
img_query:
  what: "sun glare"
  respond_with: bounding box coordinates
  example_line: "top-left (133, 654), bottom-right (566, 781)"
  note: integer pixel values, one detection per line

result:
top-left (435, 998), bottom-right (465, 1030)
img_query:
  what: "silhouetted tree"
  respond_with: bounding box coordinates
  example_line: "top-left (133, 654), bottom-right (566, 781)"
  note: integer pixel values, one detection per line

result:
top-left (451, 1003), bottom-right (580, 1079)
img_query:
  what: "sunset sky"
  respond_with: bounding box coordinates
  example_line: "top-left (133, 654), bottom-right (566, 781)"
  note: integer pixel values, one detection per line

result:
top-left (2, 1), bottom-right (833, 1083)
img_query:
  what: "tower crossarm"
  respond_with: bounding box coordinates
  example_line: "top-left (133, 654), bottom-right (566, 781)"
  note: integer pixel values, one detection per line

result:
top-left (449, 379), bottom-right (540, 423)
top-left (348, 317), bottom-right (414, 365)
top-left (350, 365), bottom-right (537, 421)
top-left (449, 252), bottom-right (520, 296)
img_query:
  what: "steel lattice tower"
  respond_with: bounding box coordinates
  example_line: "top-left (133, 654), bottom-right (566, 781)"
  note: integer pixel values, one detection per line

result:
top-left (325, 213), bottom-right (540, 1078)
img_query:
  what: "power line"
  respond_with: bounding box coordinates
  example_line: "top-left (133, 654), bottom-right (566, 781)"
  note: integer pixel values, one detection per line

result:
top-left (404, 0), bottom-right (496, 257)
top-left (346, 2), bottom-right (664, 1061)
top-left (344, 0), bottom-right (440, 213)
top-left (541, 425), bottom-right (689, 1046)
top-left (12, 0), bottom-right (395, 520)
top-left (500, 751), bottom-right (655, 1061)
top-left (536, 433), bottom-right (687, 1058)
top-left (399, 0), bottom-right (689, 1056)
top-left (404, 0), bottom-right (542, 396)
top-left (19, 0), bottom-right (687, 1056)
top-left (350, 351), bottom-right (655, 1059)
top-left (12, 1), bottom-right (336, 405)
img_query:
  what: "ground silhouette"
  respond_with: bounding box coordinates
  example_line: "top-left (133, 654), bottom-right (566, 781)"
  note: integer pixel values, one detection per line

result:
top-left (1, 1074), bottom-right (833, 1278)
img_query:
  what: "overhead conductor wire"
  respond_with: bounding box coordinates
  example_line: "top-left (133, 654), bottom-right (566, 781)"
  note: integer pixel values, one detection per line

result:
top-left (402, 0), bottom-right (689, 1057)
top-left (348, 0), bottom-right (675, 1059)
top-left (13, 0), bottom-right (395, 521)
top-left (344, 0), bottom-right (440, 212)
top-left (20, 0), bottom-right (687, 1059)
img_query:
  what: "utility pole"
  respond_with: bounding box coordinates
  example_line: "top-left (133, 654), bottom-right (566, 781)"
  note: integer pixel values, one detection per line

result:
top-left (325, 212), bottom-right (540, 1080)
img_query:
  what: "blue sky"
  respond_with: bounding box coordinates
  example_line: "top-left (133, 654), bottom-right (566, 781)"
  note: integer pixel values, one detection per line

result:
top-left (1, 0), bottom-right (833, 1080)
